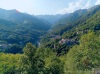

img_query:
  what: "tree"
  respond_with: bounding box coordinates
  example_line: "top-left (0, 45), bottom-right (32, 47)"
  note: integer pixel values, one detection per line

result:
top-left (48, 58), bottom-right (64, 74)
top-left (65, 32), bottom-right (100, 73)
top-left (20, 43), bottom-right (45, 74)
top-left (0, 53), bottom-right (21, 74)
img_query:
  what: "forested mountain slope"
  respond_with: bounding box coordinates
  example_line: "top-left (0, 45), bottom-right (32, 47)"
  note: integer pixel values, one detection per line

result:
top-left (0, 9), bottom-right (51, 52)
top-left (52, 5), bottom-right (100, 35)
top-left (0, 4), bottom-right (100, 74)
top-left (40, 5), bottom-right (100, 55)
top-left (0, 8), bottom-right (51, 31)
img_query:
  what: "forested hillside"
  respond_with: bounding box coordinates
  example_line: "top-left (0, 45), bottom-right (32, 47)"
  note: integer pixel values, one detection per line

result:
top-left (40, 5), bottom-right (100, 55)
top-left (0, 31), bottom-right (99, 74)
top-left (0, 5), bottom-right (100, 74)
top-left (52, 5), bottom-right (100, 35)
top-left (0, 8), bottom-right (51, 30)
top-left (0, 8), bottom-right (51, 53)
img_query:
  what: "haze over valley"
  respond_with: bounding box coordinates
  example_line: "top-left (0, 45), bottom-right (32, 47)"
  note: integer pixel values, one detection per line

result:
top-left (0, 0), bottom-right (100, 74)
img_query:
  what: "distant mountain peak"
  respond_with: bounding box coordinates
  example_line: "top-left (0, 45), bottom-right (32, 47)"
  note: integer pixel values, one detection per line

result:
top-left (9, 9), bottom-right (20, 13)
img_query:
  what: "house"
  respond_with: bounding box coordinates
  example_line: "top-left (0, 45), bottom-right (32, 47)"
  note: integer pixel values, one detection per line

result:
top-left (59, 39), bottom-right (76, 45)
top-left (59, 39), bottom-right (67, 44)
top-left (51, 35), bottom-right (61, 40)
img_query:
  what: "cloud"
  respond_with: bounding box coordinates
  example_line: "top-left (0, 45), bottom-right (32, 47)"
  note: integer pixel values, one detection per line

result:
top-left (83, 0), bottom-right (91, 9)
top-left (95, 0), bottom-right (100, 5)
top-left (57, 0), bottom-right (91, 14)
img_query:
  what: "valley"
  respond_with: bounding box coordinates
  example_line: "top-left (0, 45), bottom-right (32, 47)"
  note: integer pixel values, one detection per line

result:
top-left (0, 4), bottom-right (100, 74)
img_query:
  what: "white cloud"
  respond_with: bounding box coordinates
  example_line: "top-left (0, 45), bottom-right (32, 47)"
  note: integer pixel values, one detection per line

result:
top-left (83, 0), bottom-right (91, 9)
top-left (57, 0), bottom-right (91, 14)
top-left (95, 0), bottom-right (100, 5)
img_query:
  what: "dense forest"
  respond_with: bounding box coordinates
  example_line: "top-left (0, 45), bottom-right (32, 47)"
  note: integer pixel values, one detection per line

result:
top-left (0, 5), bottom-right (100, 74)
top-left (0, 8), bottom-right (51, 52)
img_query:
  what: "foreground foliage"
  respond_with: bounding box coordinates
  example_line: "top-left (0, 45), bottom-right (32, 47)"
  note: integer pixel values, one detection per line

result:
top-left (0, 32), bottom-right (99, 74)
top-left (65, 32), bottom-right (100, 73)
top-left (0, 53), bottom-right (21, 74)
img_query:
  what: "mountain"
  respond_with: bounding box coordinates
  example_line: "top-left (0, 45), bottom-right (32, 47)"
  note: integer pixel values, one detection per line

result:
top-left (0, 8), bottom-right (52, 51)
top-left (56, 9), bottom-right (87, 25)
top-left (36, 14), bottom-right (71, 25)
top-left (51, 9), bottom-right (88, 34)
top-left (0, 5), bottom-right (100, 74)
top-left (51, 5), bottom-right (100, 35)
top-left (36, 14), bottom-right (63, 25)
top-left (62, 10), bottom-right (100, 39)
top-left (40, 5), bottom-right (100, 55)
top-left (0, 8), bottom-right (51, 31)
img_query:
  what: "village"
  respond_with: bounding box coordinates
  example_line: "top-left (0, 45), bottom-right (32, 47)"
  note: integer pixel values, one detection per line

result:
top-left (51, 35), bottom-right (78, 46)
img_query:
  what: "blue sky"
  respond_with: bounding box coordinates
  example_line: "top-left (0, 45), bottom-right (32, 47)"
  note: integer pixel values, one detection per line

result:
top-left (0, 0), bottom-right (100, 15)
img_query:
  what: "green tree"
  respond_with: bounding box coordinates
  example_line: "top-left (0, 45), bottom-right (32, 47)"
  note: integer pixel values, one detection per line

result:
top-left (48, 58), bottom-right (64, 74)
top-left (65, 32), bottom-right (100, 73)
top-left (0, 53), bottom-right (21, 74)
top-left (20, 43), bottom-right (45, 74)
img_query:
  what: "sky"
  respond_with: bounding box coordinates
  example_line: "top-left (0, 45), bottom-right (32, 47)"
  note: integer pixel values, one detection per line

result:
top-left (0, 0), bottom-right (100, 15)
